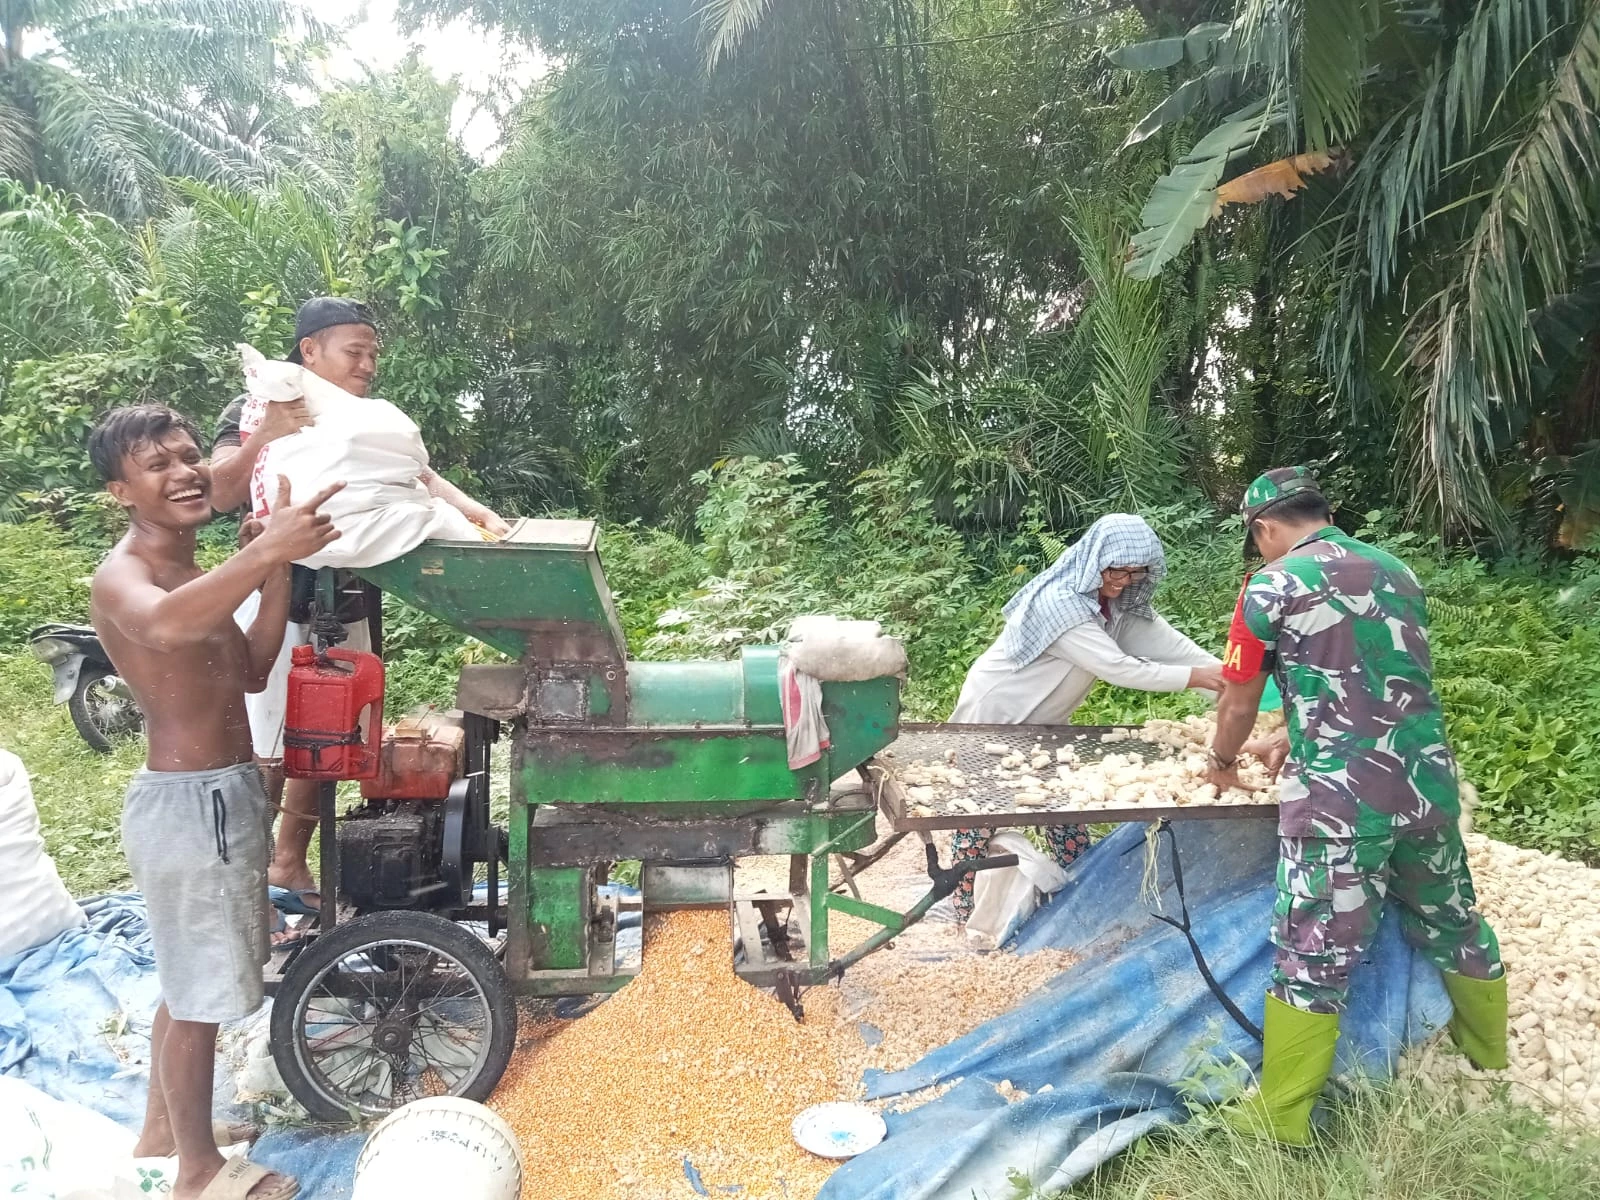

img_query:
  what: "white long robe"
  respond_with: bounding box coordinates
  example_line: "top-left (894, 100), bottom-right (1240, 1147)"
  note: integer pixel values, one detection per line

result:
top-left (951, 608), bottom-right (1218, 725)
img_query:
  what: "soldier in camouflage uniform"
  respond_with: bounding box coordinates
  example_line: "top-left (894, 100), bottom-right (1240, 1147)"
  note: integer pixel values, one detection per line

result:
top-left (1204, 467), bottom-right (1507, 1145)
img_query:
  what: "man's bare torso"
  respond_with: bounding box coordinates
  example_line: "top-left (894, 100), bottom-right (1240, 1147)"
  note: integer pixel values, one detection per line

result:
top-left (92, 539), bottom-right (256, 772)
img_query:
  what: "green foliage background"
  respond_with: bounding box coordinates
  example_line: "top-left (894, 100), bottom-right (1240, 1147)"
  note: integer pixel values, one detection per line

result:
top-left (7, 459), bottom-right (1596, 889)
top-left (2, 0), bottom-right (1598, 888)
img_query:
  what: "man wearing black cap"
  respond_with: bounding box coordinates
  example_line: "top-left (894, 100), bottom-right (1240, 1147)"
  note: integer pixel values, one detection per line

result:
top-left (1204, 466), bottom-right (1506, 1145)
top-left (211, 297), bottom-right (509, 925)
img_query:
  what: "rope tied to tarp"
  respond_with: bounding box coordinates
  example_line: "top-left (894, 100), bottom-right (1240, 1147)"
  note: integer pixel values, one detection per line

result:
top-left (1124, 818), bottom-right (1263, 1042)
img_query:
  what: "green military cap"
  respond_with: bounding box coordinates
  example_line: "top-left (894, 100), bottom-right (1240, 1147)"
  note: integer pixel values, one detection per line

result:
top-left (1240, 466), bottom-right (1325, 556)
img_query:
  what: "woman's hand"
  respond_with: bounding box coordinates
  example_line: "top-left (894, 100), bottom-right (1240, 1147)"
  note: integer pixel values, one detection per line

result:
top-left (1188, 664), bottom-right (1225, 693)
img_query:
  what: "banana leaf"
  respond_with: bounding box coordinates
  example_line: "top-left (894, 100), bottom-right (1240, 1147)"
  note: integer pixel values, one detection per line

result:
top-left (1125, 100), bottom-right (1279, 280)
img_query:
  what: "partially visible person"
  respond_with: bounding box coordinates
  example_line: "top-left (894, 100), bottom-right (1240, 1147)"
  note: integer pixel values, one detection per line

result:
top-left (90, 403), bottom-right (342, 1199)
top-left (947, 514), bottom-right (1226, 922)
top-left (1207, 467), bottom-right (1506, 1146)
top-left (210, 297), bottom-right (509, 924)
top-left (0, 747), bottom-right (86, 959)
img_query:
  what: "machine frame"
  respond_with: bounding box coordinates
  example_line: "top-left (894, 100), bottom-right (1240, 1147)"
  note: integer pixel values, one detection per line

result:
top-left (263, 520), bottom-right (1018, 1121)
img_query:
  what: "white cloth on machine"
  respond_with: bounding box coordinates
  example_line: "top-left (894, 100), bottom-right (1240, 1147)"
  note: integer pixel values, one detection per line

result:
top-left (783, 615), bottom-right (908, 681)
top-left (778, 616), bottom-right (907, 769)
top-left (778, 659), bottom-right (830, 769)
top-left (965, 830), bottom-right (1069, 950)
top-left (0, 749), bottom-right (85, 960)
top-left (952, 607), bottom-right (1216, 725)
top-left (237, 344), bottom-right (482, 569)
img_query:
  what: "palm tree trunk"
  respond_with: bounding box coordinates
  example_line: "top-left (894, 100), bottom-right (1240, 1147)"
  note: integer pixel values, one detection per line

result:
top-left (1563, 333), bottom-right (1600, 449)
top-left (2, 16), bottom-right (23, 71)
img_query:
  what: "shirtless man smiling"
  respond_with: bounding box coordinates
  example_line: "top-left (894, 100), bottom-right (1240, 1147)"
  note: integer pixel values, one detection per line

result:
top-left (89, 404), bottom-right (342, 1200)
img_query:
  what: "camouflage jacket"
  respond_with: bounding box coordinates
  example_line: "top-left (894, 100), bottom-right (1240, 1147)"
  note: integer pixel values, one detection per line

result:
top-left (1223, 527), bottom-right (1459, 838)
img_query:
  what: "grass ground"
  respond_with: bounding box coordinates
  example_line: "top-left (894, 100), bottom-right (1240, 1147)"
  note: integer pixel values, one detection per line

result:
top-left (1, 649), bottom-right (140, 894)
top-left (1056, 1075), bottom-right (1600, 1200)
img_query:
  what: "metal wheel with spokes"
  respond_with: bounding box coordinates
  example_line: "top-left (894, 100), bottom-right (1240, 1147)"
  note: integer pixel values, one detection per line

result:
top-left (69, 664), bottom-right (142, 752)
top-left (269, 910), bottom-right (517, 1123)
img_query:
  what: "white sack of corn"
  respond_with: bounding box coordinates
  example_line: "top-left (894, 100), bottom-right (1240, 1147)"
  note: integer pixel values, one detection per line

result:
top-left (236, 344), bottom-right (481, 569)
top-left (0, 749), bottom-right (85, 959)
top-left (784, 615), bottom-right (908, 681)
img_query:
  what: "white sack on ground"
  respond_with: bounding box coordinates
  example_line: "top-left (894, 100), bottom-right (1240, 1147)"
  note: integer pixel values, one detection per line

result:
top-left (238, 345), bottom-right (481, 569)
top-left (0, 748), bottom-right (85, 960)
top-left (966, 830), bottom-right (1068, 950)
top-left (0, 1076), bottom-right (247, 1200)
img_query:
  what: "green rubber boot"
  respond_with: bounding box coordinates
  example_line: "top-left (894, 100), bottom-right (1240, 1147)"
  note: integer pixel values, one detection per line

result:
top-left (1220, 993), bottom-right (1340, 1147)
top-left (1442, 970), bottom-right (1509, 1070)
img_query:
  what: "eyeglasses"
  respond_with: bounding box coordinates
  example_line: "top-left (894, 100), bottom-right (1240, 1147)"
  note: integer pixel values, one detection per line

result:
top-left (1103, 566), bottom-right (1149, 582)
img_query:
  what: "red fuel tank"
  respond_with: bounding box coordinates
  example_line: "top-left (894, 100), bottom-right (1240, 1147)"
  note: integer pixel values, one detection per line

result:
top-left (283, 645), bottom-right (385, 780)
top-left (361, 714), bottom-right (465, 801)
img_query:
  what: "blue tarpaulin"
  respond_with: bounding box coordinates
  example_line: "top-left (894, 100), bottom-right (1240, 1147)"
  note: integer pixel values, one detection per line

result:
top-left (3, 822), bottom-right (1450, 1199)
top-left (0, 892), bottom-right (366, 1193)
top-left (0, 894), bottom-right (160, 1116)
top-left (817, 818), bottom-right (1450, 1199)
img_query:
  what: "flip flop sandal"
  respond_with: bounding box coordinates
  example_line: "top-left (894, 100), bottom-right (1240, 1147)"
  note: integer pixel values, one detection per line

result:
top-left (269, 909), bottom-right (310, 950)
top-left (195, 1158), bottom-right (298, 1200)
top-left (213, 1119), bottom-right (262, 1148)
top-left (267, 885), bottom-right (321, 917)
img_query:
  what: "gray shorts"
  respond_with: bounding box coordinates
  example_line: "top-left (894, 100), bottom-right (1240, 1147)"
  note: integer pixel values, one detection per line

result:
top-left (122, 763), bottom-right (271, 1022)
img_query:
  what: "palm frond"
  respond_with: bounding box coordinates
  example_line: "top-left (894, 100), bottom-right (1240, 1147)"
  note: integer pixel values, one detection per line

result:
top-left (9, 0), bottom-right (334, 216)
top-left (1069, 199), bottom-right (1183, 506)
top-left (1328, 0), bottom-right (1568, 308)
top-left (0, 181), bottom-right (139, 363)
top-left (1401, 1), bottom-right (1600, 531)
top-left (697, 0), bottom-right (774, 72)
top-left (132, 93), bottom-right (272, 186)
top-left (1299, 0), bottom-right (1377, 149)
top-left (0, 94), bottom-right (35, 179)
top-left (26, 59), bottom-right (165, 218)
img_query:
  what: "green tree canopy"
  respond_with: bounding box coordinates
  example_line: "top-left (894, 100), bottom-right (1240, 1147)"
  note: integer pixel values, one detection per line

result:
top-left (0, 0), bottom-right (334, 219)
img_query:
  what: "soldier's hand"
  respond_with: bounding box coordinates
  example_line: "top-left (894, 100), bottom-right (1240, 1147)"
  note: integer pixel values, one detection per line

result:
top-left (258, 476), bottom-right (345, 562)
top-left (1242, 729), bottom-right (1290, 778)
top-left (1206, 760), bottom-right (1244, 793)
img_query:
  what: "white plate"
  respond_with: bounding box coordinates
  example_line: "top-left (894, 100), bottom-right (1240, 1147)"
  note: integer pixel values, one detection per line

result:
top-left (792, 1102), bottom-right (888, 1159)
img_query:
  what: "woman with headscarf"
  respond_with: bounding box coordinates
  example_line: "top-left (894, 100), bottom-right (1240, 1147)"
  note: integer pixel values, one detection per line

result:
top-left (947, 514), bottom-right (1225, 922)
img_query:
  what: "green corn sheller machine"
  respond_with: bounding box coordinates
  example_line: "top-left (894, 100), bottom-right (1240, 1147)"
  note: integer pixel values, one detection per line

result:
top-left (360, 518), bottom-right (912, 995)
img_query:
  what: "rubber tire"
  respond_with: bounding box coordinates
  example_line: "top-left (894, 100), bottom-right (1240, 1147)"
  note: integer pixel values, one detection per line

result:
top-left (270, 910), bottom-right (518, 1123)
top-left (69, 663), bottom-right (137, 753)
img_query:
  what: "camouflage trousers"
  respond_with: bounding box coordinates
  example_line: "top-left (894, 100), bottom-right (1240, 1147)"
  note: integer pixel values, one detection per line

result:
top-left (1271, 823), bottom-right (1502, 1014)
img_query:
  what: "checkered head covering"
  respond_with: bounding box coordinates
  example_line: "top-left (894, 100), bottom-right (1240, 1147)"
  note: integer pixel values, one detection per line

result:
top-left (998, 514), bottom-right (1166, 666)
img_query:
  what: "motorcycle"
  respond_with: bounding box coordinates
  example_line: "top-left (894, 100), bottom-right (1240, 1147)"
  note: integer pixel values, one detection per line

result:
top-left (28, 624), bottom-right (143, 752)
